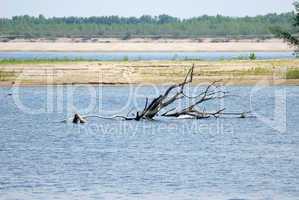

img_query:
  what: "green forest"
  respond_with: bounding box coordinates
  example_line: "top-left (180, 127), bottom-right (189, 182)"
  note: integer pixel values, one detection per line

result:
top-left (0, 13), bottom-right (295, 39)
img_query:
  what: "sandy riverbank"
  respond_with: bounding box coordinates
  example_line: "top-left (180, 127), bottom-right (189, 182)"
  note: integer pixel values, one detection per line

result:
top-left (0, 38), bottom-right (294, 52)
top-left (0, 60), bottom-right (298, 86)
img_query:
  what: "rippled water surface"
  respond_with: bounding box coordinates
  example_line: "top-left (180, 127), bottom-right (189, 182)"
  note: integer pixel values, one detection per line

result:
top-left (0, 86), bottom-right (298, 200)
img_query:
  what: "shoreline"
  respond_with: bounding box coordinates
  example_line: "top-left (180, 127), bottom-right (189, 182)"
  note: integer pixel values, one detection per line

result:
top-left (1, 81), bottom-right (299, 87)
top-left (1, 60), bottom-right (299, 86)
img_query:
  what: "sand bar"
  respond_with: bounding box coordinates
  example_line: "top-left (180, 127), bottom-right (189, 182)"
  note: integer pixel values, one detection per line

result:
top-left (0, 39), bottom-right (294, 52)
top-left (0, 60), bottom-right (298, 86)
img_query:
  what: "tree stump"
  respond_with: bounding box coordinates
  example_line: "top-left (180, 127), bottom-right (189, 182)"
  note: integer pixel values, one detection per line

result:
top-left (72, 113), bottom-right (87, 124)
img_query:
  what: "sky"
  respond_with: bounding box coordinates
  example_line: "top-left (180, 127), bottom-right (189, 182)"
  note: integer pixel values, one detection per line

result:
top-left (0, 0), bottom-right (295, 18)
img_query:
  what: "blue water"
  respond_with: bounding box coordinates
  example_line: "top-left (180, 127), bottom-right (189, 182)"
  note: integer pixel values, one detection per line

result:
top-left (0, 86), bottom-right (298, 200)
top-left (0, 51), bottom-right (295, 61)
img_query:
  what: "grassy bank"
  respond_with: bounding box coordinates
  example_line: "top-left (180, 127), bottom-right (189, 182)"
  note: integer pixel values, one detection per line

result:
top-left (0, 69), bottom-right (15, 81)
top-left (0, 59), bottom-right (298, 85)
top-left (286, 69), bottom-right (299, 79)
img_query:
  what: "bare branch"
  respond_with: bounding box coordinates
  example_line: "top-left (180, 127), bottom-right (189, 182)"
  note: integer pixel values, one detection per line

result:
top-left (68, 64), bottom-right (248, 123)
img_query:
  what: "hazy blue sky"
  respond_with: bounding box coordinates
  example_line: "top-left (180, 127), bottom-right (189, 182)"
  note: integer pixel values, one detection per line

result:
top-left (0, 0), bottom-right (295, 18)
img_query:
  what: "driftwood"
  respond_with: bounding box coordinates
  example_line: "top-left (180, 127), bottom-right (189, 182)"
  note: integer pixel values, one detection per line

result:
top-left (118, 65), bottom-right (246, 120)
top-left (160, 80), bottom-right (231, 119)
top-left (116, 65), bottom-right (195, 121)
top-left (70, 65), bottom-right (248, 123)
top-left (72, 113), bottom-right (87, 124)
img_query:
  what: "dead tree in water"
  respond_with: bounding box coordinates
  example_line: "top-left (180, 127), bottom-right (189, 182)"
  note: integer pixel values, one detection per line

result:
top-left (71, 65), bottom-right (248, 123)
top-left (112, 65), bottom-right (246, 120)
top-left (161, 80), bottom-right (229, 119)
top-left (130, 65), bottom-right (194, 120)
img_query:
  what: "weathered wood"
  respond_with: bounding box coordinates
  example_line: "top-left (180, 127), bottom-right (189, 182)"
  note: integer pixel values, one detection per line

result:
top-left (132, 65), bottom-right (195, 120)
top-left (72, 113), bottom-right (87, 124)
top-left (67, 64), bottom-right (249, 123)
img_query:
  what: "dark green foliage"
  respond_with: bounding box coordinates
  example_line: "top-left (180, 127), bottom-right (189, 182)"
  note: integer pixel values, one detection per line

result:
top-left (0, 13), bottom-right (294, 38)
top-left (123, 56), bottom-right (129, 61)
top-left (249, 53), bottom-right (256, 60)
top-left (122, 32), bottom-right (131, 40)
top-left (286, 68), bottom-right (299, 79)
top-left (274, 29), bottom-right (299, 46)
top-left (271, 1), bottom-right (299, 47)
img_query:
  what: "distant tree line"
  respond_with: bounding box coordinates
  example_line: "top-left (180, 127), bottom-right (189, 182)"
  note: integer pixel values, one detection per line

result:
top-left (0, 13), bottom-right (295, 39)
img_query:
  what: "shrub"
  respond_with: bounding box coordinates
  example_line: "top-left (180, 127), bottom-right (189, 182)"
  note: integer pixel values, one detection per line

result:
top-left (123, 56), bottom-right (129, 61)
top-left (249, 53), bottom-right (256, 60)
top-left (122, 33), bottom-right (131, 40)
